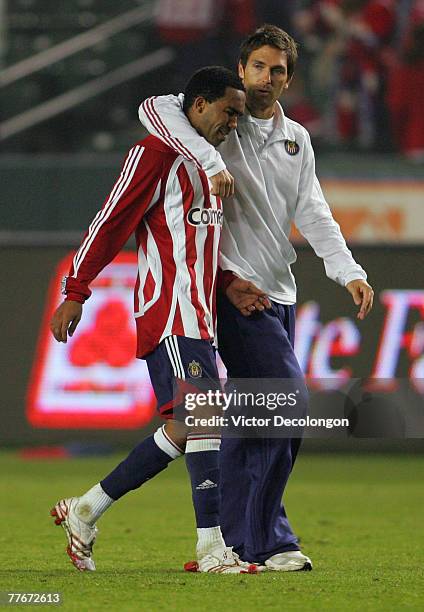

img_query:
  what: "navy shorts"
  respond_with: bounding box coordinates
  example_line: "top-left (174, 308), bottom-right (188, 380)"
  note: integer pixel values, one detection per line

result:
top-left (145, 335), bottom-right (220, 419)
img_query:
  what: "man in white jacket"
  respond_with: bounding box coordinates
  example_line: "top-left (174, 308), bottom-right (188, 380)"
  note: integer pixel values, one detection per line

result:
top-left (138, 24), bottom-right (374, 571)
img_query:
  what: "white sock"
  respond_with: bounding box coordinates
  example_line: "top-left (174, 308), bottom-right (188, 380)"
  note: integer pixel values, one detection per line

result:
top-left (154, 425), bottom-right (184, 458)
top-left (196, 526), bottom-right (225, 558)
top-left (75, 483), bottom-right (114, 526)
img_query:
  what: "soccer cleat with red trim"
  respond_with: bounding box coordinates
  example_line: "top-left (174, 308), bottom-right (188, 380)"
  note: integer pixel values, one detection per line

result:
top-left (184, 560), bottom-right (200, 572)
top-left (190, 548), bottom-right (257, 574)
top-left (50, 498), bottom-right (98, 572)
top-left (264, 550), bottom-right (313, 572)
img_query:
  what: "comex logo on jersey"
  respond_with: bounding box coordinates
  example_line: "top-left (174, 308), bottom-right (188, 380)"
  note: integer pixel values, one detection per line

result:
top-left (187, 207), bottom-right (223, 227)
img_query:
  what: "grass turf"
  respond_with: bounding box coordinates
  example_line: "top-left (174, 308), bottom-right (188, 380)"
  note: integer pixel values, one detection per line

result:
top-left (0, 451), bottom-right (422, 611)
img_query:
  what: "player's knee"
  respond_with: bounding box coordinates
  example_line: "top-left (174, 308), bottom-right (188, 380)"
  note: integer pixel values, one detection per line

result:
top-left (164, 420), bottom-right (187, 451)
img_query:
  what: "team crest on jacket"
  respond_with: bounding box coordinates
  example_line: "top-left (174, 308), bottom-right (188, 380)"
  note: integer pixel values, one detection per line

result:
top-left (188, 360), bottom-right (202, 378)
top-left (284, 140), bottom-right (299, 155)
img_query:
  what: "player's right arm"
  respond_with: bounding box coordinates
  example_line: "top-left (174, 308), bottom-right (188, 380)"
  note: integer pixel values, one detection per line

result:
top-left (50, 144), bottom-right (163, 343)
top-left (138, 95), bottom-right (234, 197)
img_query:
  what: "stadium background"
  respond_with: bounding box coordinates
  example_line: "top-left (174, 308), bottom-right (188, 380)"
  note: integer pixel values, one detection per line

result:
top-left (1, 0), bottom-right (423, 449)
top-left (0, 2), bottom-right (424, 609)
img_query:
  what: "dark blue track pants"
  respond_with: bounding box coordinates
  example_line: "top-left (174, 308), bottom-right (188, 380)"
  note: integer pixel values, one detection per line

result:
top-left (217, 292), bottom-right (305, 563)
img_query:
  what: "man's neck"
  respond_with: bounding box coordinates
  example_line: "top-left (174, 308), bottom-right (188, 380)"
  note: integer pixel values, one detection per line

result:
top-left (246, 103), bottom-right (275, 120)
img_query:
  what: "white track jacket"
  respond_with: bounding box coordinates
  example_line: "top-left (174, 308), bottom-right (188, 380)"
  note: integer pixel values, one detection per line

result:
top-left (138, 95), bottom-right (367, 304)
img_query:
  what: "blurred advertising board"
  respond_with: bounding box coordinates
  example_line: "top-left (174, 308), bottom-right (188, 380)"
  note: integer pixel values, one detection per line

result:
top-left (26, 249), bottom-right (424, 430)
top-left (291, 180), bottom-right (424, 244)
top-left (27, 253), bottom-right (156, 429)
top-left (295, 290), bottom-right (424, 380)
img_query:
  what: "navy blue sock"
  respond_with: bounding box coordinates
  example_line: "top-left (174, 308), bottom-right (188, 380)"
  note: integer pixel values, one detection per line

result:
top-left (101, 428), bottom-right (181, 500)
top-left (185, 438), bottom-right (221, 528)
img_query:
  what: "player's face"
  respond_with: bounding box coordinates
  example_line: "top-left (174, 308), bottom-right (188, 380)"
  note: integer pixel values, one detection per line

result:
top-left (238, 45), bottom-right (291, 117)
top-left (196, 87), bottom-right (245, 146)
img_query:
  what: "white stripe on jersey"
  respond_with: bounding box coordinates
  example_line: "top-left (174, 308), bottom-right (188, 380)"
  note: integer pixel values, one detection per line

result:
top-left (160, 157), bottom-right (185, 339)
top-left (135, 177), bottom-right (163, 315)
top-left (160, 157), bottom-right (201, 341)
top-left (187, 160), bottom-right (213, 337)
top-left (72, 146), bottom-right (145, 276)
top-left (136, 245), bottom-right (149, 315)
top-left (170, 164), bottom-right (203, 338)
top-left (145, 178), bottom-right (162, 214)
top-left (135, 220), bottom-right (162, 317)
top-left (210, 193), bottom-right (220, 329)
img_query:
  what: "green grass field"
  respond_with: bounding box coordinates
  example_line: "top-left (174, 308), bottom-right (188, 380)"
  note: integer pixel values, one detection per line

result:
top-left (0, 451), bottom-right (423, 611)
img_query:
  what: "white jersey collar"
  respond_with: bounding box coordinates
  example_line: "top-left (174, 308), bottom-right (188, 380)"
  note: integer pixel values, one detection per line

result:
top-left (241, 101), bottom-right (288, 142)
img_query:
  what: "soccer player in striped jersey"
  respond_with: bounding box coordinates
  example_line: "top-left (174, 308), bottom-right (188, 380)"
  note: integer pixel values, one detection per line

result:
top-left (49, 67), bottom-right (261, 574)
top-left (138, 25), bottom-right (374, 571)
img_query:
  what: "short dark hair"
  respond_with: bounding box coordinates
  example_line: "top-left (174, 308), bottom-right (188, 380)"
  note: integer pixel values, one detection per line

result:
top-left (183, 66), bottom-right (245, 114)
top-left (239, 24), bottom-right (298, 79)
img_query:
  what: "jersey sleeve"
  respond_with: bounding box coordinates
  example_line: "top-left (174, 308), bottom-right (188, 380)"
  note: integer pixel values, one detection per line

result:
top-left (138, 94), bottom-right (226, 177)
top-left (294, 129), bottom-right (367, 287)
top-left (64, 144), bottom-right (163, 302)
top-left (216, 267), bottom-right (237, 293)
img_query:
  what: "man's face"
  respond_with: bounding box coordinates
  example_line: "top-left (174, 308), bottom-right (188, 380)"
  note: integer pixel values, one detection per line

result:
top-left (238, 45), bottom-right (290, 114)
top-left (195, 87), bottom-right (245, 146)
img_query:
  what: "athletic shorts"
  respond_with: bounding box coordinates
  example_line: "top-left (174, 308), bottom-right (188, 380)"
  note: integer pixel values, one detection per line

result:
top-left (145, 335), bottom-right (220, 419)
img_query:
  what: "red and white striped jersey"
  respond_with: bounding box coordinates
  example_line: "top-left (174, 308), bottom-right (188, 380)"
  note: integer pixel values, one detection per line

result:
top-left (64, 135), bottom-right (223, 358)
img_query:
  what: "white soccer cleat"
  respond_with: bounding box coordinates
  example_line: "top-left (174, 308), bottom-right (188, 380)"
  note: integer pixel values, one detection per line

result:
top-left (264, 550), bottom-right (313, 572)
top-left (197, 547), bottom-right (257, 574)
top-left (50, 498), bottom-right (98, 572)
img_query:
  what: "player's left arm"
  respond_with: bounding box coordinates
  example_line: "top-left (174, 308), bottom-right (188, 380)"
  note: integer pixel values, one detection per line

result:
top-left (294, 129), bottom-right (374, 319)
top-left (345, 278), bottom-right (374, 320)
top-left (139, 96), bottom-right (226, 175)
top-left (138, 95), bottom-right (234, 198)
